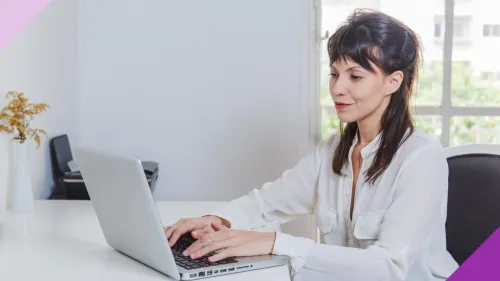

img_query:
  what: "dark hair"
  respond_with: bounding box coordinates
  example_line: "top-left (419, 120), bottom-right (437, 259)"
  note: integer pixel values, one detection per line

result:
top-left (328, 9), bottom-right (421, 184)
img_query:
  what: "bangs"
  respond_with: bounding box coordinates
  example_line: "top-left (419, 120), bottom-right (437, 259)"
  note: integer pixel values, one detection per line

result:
top-left (327, 24), bottom-right (383, 73)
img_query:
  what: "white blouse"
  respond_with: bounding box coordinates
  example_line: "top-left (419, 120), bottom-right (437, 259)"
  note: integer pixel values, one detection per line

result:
top-left (211, 129), bottom-right (459, 281)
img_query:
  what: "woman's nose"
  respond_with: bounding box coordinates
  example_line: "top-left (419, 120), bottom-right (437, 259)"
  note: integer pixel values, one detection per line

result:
top-left (330, 77), bottom-right (347, 96)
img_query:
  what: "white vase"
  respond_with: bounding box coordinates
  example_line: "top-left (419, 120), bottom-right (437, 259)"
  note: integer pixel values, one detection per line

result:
top-left (9, 141), bottom-right (34, 213)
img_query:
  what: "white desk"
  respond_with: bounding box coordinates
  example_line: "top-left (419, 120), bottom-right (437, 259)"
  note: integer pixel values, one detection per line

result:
top-left (0, 200), bottom-right (291, 281)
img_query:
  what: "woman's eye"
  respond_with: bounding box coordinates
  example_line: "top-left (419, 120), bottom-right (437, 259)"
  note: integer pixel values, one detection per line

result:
top-left (330, 73), bottom-right (338, 78)
top-left (351, 75), bottom-right (362, 80)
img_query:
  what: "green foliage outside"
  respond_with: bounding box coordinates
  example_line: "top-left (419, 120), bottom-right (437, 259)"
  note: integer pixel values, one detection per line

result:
top-left (320, 62), bottom-right (500, 146)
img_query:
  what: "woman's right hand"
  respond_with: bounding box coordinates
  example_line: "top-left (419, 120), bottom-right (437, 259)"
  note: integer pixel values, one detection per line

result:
top-left (164, 216), bottom-right (229, 247)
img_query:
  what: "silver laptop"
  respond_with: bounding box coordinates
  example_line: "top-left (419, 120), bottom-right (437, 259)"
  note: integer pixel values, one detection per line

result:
top-left (74, 147), bottom-right (288, 280)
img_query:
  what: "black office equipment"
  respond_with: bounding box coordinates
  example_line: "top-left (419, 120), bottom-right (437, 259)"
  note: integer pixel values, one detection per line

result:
top-left (49, 134), bottom-right (159, 199)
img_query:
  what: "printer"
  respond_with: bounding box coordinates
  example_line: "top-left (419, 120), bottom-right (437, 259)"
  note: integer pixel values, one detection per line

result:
top-left (49, 134), bottom-right (159, 200)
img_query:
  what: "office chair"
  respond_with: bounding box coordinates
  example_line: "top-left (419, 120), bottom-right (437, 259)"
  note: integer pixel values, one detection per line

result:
top-left (444, 144), bottom-right (500, 265)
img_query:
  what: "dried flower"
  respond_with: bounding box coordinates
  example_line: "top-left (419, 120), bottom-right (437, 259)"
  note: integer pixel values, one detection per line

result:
top-left (0, 91), bottom-right (49, 149)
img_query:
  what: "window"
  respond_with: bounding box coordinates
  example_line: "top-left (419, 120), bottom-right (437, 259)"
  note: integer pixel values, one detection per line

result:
top-left (483, 25), bottom-right (489, 36)
top-left (433, 15), bottom-right (472, 39)
top-left (452, 16), bottom-right (471, 39)
top-left (451, 116), bottom-right (500, 146)
top-left (434, 15), bottom-right (444, 38)
top-left (495, 25), bottom-right (500, 37)
top-left (483, 24), bottom-right (500, 37)
top-left (435, 23), bottom-right (442, 37)
top-left (320, 0), bottom-right (500, 146)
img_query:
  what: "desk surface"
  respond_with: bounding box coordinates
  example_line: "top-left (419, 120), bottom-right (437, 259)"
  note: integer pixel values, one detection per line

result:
top-left (0, 200), bottom-right (290, 281)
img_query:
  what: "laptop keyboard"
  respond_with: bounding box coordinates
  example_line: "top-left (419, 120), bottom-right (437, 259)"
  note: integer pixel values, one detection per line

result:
top-left (171, 239), bottom-right (238, 270)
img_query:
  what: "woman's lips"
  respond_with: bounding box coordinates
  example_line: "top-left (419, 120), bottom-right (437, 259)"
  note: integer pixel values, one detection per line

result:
top-left (334, 102), bottom-right (351, 110)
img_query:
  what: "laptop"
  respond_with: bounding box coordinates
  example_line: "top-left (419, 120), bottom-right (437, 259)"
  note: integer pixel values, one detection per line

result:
top-left (73, 147), bottom-right (288, 280)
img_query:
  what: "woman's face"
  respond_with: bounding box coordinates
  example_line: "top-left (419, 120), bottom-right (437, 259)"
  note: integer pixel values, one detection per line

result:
top-left (329, 57), bottom-right (402, 124)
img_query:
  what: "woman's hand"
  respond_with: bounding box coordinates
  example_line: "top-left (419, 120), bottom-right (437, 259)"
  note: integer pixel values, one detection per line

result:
top-left (164, 216), bottom-right (227, 246)
top-left (183, 222), bottom-right (276, 262)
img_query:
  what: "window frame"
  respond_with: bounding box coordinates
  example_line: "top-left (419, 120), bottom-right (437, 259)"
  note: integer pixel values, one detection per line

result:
top-left (319, 0), bottom-right (500, 147)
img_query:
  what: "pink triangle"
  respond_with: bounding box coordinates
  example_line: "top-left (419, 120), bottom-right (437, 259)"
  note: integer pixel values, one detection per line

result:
top-left (448, 227), bottom-right (500, 281)
top-left (0, 0), bottom-right (52, 52)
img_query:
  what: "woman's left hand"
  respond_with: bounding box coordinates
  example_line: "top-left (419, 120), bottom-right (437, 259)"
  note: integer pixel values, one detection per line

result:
top-left (182, 222), bottom-right (276, 262)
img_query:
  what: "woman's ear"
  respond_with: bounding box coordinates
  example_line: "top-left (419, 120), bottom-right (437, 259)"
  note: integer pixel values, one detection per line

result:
top-left (385, 70), bottom-right (404, 96)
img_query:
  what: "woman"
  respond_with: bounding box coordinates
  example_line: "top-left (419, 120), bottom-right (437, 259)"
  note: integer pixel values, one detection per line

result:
top-left (165, 10), bottom-right (459, 281)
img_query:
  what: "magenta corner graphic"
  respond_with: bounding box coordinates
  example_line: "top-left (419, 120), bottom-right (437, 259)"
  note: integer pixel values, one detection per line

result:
top-left (448, 227), bottom-right (500, 281)
top-left (0, 1), bottom-right (498, 280)
top-left (0, 0), bottom-right (52, 52)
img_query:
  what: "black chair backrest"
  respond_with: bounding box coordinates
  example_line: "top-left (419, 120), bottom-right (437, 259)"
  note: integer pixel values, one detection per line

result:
top-left (446, 152), bottom-right (500, 265)
top-left (50, 134), bottom-right (73, 178)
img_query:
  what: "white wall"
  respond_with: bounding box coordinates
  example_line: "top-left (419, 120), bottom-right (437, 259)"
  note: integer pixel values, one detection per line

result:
top-left (0, 0), bottom-right (318, 239)
top-left (76, 0), bottom-right (319, 238)
top-left (77, 0), bottom-right (319, 202)
top-left (0, 0), bottom-right (77, 209)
